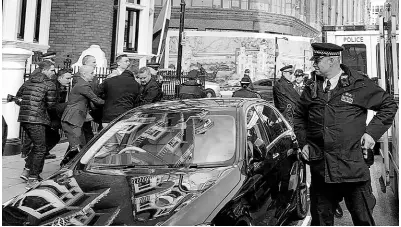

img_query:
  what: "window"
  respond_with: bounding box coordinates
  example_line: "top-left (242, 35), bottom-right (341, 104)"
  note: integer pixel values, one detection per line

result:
top-left (223, 0), bottom-right (230, 8)
top-left (192, 0), bottom-right (214, 7)
top-left (17, 0), bottom-right (27, 39)
top-left (231, 0), bottom-right (240, 8)
top-left (246, 107), bottom-right (270, 161)
top-left (124, 8), bottom-right (140, 52)
top-left (33, 0), bottom-right (42, 42)
top-left (241, 0), bottom-right (248, 9)
top-left (342, 44), bottom-right (367, 75)
top-left (256, 105), bottom-right (288, 143)
top-left (213, 0), bottom-right (222, 8)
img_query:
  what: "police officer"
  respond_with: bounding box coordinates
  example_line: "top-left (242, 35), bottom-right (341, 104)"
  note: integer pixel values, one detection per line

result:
top-left (232, 77), bottom-right (261, 98)
top-left (179, 69), bottom-right (206, 99)
top-left (273, 65), bottom-right (300, 120)
top-left (293, 69), bottom-right (306, 95)
top-left (243, 69), bottom-right (254, 90)
top-left (294, 43), bottom-right (398, 226)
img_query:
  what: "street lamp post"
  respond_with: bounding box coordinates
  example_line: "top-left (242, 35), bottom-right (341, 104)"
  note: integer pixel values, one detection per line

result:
top-left (273, 36), bottom-right (288, 86)
top-left (176, 0), bottom-right (186, 81)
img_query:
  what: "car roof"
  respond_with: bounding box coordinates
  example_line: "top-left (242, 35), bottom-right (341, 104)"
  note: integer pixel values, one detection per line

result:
top-left (131, 98), bottom-right (262, 113)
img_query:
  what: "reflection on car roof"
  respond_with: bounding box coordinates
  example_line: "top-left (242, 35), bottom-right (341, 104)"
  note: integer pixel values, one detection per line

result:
top-left (134, 98), bottom-right (251, 112)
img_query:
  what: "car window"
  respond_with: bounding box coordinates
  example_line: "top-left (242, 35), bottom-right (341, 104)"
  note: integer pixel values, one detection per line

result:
top-left (255, 104), bottom-right (288, 143)
top-left (246, 107), bottom-right (269, 161)
top-left (82, 111), bottom-right (236, 168)
top-left (259, 81), bottom-right (272, 86)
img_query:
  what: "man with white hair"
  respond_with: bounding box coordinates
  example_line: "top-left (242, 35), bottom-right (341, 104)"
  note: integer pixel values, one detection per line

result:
top-left (71, 55), bottom-right (99, 143)
top-left (137, 66), bottom-right (163, 105)
top-left (60, 65), bottom-right (104, 167)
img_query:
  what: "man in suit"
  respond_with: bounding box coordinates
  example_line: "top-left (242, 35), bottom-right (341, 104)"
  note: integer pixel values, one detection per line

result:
top-left (137, 66), bottom-right (163, 105)
top-left (61, 65), bottom-right (104, 167)
top-left (98, 54), bottom-right (141, 127)
top-left (71, 55), bottom-right (99, 144)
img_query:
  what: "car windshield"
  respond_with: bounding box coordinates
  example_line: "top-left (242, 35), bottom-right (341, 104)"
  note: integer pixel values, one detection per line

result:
top-left (83, 110), bottom-right (236, 169)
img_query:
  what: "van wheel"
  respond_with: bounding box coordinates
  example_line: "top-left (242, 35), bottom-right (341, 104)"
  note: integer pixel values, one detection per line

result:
top-left (293, 161), bottom-right (308, 219)
top-left (205, 88), bottom-right (216, 98)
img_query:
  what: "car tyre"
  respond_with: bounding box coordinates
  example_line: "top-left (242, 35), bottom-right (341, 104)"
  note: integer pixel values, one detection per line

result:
top-left (205, 88), bottom-right (216, 98)
top-left (293, 160), bottom-right (308, 220)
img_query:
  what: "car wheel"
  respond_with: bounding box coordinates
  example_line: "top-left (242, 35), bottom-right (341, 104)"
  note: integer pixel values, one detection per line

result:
top-left (204, 88), bottom-right (216, 98)
top-left (293, 160), bottom-right (308, 219)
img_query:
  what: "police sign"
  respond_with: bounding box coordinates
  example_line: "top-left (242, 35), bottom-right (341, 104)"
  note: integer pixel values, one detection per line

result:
top-left (343, 36), bottom-right (364, 43)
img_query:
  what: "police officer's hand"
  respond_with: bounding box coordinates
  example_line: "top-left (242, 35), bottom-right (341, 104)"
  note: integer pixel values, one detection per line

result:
top-left (361, 133), bottom-right (375, 150)
top-left (301, 144), bottom-right (310, 162)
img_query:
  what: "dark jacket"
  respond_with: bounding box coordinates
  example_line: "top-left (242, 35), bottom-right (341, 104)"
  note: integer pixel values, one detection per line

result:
top-left (61, 77), bottom-right (104, 127)
top-left (16, 73), bottom-right (57, 125)
top-left (293, 64), bottom-right (398, 183)
top-left (47, 80), bottom-right (68, 129)
top-left (139, 78), bottom-right (163, 105)
top-left (179, 80), bottom-right (206, 99)
top-left (98, 70), bottom-right (141, 123)
top-left (232, 87), bottom-right (261, 98)
top-left (242, 75), bottom-right (254, 90)
top-left (273, 76), bottom-right (301, 114)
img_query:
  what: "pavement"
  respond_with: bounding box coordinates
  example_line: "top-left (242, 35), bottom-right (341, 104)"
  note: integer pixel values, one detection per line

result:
top-left (2, 142), bottom-right (69, 203)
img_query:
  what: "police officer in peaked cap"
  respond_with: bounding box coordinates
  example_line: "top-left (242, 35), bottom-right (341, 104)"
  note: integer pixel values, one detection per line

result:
top-left (232, 77), bottom-right (261, 98)
top-left (293, 43), bottom-right (398, 225)
top-left (273, 64), bottom-right (301, 121)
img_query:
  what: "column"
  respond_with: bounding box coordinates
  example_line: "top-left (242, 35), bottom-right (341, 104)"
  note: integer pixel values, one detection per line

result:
top-left (348, 0), bottom-right (353, 24)
top-left (2, 0), bottom-right (19, 40)
top-left (23, 0), bottom-right (38, 42)
top-left (138, 1), bottom-right (150, 67)
top-left (39, 0), bottom-right (52, 46)
top-left (2, 47), bottom-right (33, 140)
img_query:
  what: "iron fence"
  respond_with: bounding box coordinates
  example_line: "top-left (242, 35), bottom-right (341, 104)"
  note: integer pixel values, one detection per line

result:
top-left (19, 65), bottom-right (206, 144)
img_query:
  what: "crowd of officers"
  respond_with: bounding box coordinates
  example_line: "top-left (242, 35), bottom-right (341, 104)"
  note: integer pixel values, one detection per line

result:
top-left (12, 42), bottom-right (398, 226)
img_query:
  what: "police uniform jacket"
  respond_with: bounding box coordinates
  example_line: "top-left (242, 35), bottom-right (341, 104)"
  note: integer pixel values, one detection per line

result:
top-left (294, 64), bottom-right (397, 183)
top-left (273, 76), bottom-right (300, 114)
top-left (179, 80), bottom-right (206, 99)
top-left (16, 73), bottom-right (57, 126)
top-left (61, 77), bottom-right (104, 127)
top-left (232, 87), bottom-right (261, 98)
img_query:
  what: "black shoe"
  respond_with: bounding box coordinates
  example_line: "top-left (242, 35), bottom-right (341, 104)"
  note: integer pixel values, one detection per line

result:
top-left (45, 154), bottom-right (57, 159)
top-left (334, 203), bottom-right (343, 218)
top-left (60, 148), bottom-right (79, 167)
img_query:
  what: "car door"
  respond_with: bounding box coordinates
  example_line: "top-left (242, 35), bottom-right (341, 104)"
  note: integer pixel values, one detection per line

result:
top-left (255, 104), bottom-right (298, 224)
top-left (242, 105), bottom-right (281, 225)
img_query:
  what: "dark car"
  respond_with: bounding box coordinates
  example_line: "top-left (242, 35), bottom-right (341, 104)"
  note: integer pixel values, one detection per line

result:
top-left (221, 79), bottom-right (274, 103)
top-left (253, 79), bottom-right (273, 102)
top-left (2, 98), bottom-right (308, 226)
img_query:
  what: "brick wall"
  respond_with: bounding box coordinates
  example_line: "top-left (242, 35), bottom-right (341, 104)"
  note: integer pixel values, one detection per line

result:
top-left (48, 0), bottom-right (115, 67)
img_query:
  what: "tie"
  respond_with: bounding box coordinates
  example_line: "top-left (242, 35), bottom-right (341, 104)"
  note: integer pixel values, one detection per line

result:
top-left (324, 80), bottom-right (331, 93)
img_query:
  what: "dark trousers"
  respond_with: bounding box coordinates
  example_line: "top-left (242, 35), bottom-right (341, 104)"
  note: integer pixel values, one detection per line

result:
top-left (21, 127), bottom-right (61, 157)
top-left (82, 121), bottom-right (94, 144)
top-left (21, 123), bottom-right (47, 178)
top-left (310, 174), bottom-right (376, 226)
top-left (62, 121), bottom-right (85, 150)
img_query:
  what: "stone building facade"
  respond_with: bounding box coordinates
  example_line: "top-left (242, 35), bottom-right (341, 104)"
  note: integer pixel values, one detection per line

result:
top-left (154, 0), bottom-right (371, 37)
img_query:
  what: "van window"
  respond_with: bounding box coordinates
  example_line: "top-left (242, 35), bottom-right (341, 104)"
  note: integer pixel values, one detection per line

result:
top-left (342, 44), bottom-right (367, 75)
